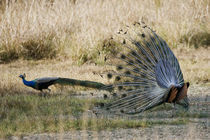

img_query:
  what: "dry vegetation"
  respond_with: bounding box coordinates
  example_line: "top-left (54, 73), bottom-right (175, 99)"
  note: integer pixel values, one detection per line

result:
top-left (0, 0), bottom-right (209, 62)
top-left (0, 0), bottom-right (209, 139)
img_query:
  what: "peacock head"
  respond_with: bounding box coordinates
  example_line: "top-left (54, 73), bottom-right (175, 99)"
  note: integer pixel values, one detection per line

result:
top-left (19, 73), bottom-right (26, 79)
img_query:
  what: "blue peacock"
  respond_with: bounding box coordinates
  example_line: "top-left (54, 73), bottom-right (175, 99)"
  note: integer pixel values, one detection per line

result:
top-left (19, 22), bottom-right (190, 114)
top-left (19, 73), bottom-right (106, 92)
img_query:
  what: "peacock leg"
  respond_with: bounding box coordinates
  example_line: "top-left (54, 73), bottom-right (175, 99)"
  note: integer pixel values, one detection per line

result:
top-left (38, 90), bottom-right (43, 97)
top-left (42, 92), bottom-right (47, 97)
top-left (38, 90), bottom-right (47, 97)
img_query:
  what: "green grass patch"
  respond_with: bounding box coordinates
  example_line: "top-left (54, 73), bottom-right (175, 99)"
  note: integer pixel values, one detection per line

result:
top-left (180, 30), bottom-right (210, 48)
top-left (0, 116), bottom-right (189, 138)
top-left (173, 111), bottom-right (210, 118)
top-left (0, 95), bottom-right (87, 120)
top-left (0, 94), bottom-right (190, 138)
top-left (0, 94), bottom-right (91, 138)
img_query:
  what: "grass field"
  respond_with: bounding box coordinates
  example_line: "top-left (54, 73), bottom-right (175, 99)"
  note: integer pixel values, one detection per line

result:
top-left (0, 0), bottom-right (209, 139)
top-left (0, 0), bottom-right (209, 63)
top-left (0, 94), bottom-right (191, 138)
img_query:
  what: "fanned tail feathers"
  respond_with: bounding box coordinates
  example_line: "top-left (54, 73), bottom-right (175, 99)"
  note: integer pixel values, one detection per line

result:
top-left (103, 22), bottom-right (185, 114)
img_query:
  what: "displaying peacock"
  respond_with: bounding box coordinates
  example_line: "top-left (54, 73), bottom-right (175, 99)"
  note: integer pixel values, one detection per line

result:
top-left (100, 22), bottom-right (190, 114)
top-left (19, 73), bottom-right (106, 92)
top-left (19, 22), bottom-right (190, 114)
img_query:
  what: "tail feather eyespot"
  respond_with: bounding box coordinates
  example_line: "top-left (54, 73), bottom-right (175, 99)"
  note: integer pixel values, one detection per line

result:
top-left (131, 51), bottom-right (137, 56)
top-left (125, 71), bottom-right (131, 75)
top-left (186, 82), bottom-right (190, 88)
top-left (126, 88), bottom-right (133, 91)
top-left (142, 25), bottom-right (147, 28)
top-left (133, 68), bottom-right (139, 72)
top-left (140, 74), bottom-right (146, 78)
top-left (103, 94), bottom-right (108, 99)
top-left (107, 73), bottom-right (113, 79)
top-left (117, 65), bottom-right (123, 70)
top-left (145, 57), bottom-right (151, 63)
top-left (123, 39), bottom-right (126, 44)
top-left (136, 59), bottom-right (143, 65)
top-left (115, 76), bottom-right (121, 81)
top-left (128, 60), bottom-right (134, 65)
top-left (121, 54), bottom-right (126, 59)
top-left (121, 94), bottom-right (127, 98)
top-left (112, 93), bottom-right (117, 97)
top-left (100, 103), bottom-right (104, 107)
top-left (118, 86), bottom-right (123, 90)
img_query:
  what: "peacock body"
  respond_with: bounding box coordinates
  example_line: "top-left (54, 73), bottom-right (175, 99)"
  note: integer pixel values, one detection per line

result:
top-left (19, 74), bottom-right (106, 91)
top-left (102, 22), bottom-right (190, 114)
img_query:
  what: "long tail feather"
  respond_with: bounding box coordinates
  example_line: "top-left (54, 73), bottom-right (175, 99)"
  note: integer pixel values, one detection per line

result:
top-left (55, 78), bottom-right (107, 90)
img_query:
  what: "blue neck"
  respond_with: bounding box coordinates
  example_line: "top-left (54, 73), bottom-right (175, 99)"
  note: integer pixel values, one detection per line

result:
top-left (22, 78), bottom-right (36, 87)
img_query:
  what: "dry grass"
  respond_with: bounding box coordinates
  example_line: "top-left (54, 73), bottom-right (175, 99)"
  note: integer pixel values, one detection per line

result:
top-left (0, 0), bottom-right (209, 93)
top-left (0, 0), bottom-right (209, 62)
top-left (174, 47), bottom-right (210, 85)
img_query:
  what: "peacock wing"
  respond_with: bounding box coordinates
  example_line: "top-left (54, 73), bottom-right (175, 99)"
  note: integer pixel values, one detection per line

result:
top-left (35, 77), bottom-right (59, 84)
top-left (105, 22), bottom-right (184, 114)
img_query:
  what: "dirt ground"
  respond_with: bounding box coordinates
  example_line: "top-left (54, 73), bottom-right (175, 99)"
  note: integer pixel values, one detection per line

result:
top-left (9, 124), bottom-right (209, 140)
top-left (8, 84), bottom-right (209, 140)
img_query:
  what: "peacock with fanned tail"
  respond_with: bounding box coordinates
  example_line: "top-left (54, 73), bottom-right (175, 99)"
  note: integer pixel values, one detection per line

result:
top-left (19, 22), bottom-right (189, 114)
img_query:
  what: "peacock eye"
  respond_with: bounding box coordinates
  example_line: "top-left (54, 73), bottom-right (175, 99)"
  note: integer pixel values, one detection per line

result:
top-left (115, 76), bottom-right (121, 81)
top-left (128, 60), bottom-right (134, 65)
top-left (118, 86), bottom-right (123, 90)
top-left (117, 65), bottom-right (123, 70)
top-left (125, 71), bottom-right (131, 75)
top-left (131, 51), bottom-right (137, 56)
top-left (107, 73), bottom-right (113, 79)
top-left (121, 94), bottom-right (127, 98)
top-left (120, 54), bottom-right (126, 59)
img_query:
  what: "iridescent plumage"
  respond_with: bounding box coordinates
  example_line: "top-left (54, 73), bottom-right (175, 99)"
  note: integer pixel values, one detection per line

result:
top-left (19, 74), bottom-right (105, 92)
